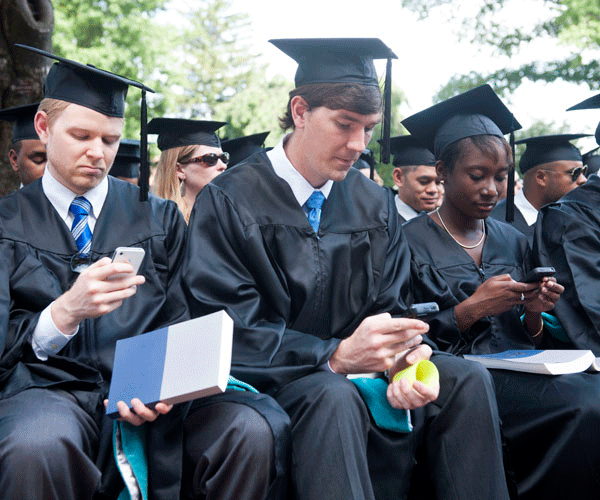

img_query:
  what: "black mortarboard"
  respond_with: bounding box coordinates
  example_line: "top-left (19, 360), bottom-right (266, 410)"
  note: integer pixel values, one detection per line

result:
top-left (386, 135), bottom-right (436, 167)
top-left (0, 103), bottom-right (40, 143)
top-left (566, 93), bottom-right (600, 146)
top-left (516, 134), bottom-right (589, 174)
top-left (582, 147), bottom-right (600, 176)
top-left (401, 84), bottom-right (521, 221)
top-left (221, 131), bottom-right (269, 167)
top-left (269, 38), bottom-right (397, 163)
top-left (148, 118), bottom-right (226, 151)
top-left (401, 85), bottom-right (521, 158)
top-left (14, 44), bottom-right (154, 201)
top-left (110, 139), bottom-right (140, 179)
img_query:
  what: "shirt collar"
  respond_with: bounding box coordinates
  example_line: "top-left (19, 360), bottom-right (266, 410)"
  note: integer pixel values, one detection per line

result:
top-left (394, 194), bottom-right (420, 221)
top-left (267, 135), bottom-right (333, 207)
top-left (514, 188), bottom-right (538, 226)
top-left (42, 166), bottom-right (109, 223)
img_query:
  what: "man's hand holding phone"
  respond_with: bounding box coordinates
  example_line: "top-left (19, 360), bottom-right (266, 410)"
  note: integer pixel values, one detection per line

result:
top-left (51, 249), bottom-right (146, 334)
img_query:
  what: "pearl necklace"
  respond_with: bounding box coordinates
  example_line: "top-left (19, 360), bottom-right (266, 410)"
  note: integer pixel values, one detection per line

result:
top-left (435, 208), bottom-right (486, 249)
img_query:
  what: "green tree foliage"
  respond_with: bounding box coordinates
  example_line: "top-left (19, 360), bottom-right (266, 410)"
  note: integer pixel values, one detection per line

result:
top-left (52, 0), bottom-right (173, 138)
top-left (401, 0), bottom-right (600, 98)
top-left (168, 0), bottom-right (261, 118)
top-left (215, 73), bottom-right (293, 145)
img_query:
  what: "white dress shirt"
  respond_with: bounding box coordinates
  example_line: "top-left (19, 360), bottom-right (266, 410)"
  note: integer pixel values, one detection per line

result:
top-left (514, 188), bottom-right (538, 226)
top-left (267, 136), bottom-right (333, 205)
top-left (394, 195), bottom-right (420, 222)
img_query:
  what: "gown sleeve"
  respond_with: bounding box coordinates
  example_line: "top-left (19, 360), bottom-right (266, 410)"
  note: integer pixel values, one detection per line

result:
top-left (533, 201), bottom-right (600, 354)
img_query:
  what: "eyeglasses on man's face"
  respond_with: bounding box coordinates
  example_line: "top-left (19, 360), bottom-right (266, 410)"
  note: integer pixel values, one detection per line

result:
top-left (542, 165), bottom-right (587, 183)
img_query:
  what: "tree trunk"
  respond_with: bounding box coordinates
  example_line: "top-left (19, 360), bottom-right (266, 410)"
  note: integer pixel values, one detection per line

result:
top-left (0, 0), bottom-right (53, 196)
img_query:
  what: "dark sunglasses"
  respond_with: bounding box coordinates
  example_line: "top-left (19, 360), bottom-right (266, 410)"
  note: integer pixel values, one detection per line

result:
top-left (566, 165), bottom-right (587, 182)
top-left (179, 152), bottom-right (230, 167)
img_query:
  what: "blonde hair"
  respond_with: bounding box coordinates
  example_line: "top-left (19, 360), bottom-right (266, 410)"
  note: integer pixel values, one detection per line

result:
top-left (38, 98), bottom-right (71, 126)
top-left (155, 145), bottom-right (198, 223)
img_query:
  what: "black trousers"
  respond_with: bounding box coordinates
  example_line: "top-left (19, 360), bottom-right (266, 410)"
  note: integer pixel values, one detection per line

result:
top-left (180, 390), bottom-right (291, 500)
top-left (491, 370), bottom-right (600, 500)
top-left (0, 387), bottom-right (290, 500)
top-left (0, 388), bottom-right (101, 500)
top-left (273, 353), bottom-right (510, 500)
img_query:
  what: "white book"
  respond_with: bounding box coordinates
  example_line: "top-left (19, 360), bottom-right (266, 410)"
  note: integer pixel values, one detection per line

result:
top-left (463, 350), bottom-right (600, 375)
top-left (106, 310), bottom-right (233, 417)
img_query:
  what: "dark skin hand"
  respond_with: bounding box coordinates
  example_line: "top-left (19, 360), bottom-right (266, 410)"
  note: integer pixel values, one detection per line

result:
top-left (455, 274), bottom-right (564, 340)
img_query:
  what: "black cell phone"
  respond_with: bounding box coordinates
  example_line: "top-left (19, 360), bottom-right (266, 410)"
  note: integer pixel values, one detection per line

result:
top-left (406, 302), bottom-right (439, 319)
top-left (521, 267), bottom-right (555, 283)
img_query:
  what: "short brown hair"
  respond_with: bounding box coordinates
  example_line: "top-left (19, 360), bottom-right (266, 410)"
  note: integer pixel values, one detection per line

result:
top-left (38, 98), bottom-right (71, 127)
top-left (279, 82), bottom-right (382, 130)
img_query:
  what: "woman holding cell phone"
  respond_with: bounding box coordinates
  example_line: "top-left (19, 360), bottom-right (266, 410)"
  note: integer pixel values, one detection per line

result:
top-left (401, 85), bottom-right (600, 500)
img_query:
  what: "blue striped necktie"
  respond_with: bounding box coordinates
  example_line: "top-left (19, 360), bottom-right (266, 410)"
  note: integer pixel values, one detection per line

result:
top-left (70, 196), bottom-right (92, 255)
top-left (305, 190), bottom-right (325, 234)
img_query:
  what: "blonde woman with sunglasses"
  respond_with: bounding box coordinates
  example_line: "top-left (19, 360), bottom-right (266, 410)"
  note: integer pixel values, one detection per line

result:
top-left (150, 118), bottom-right (229, 223)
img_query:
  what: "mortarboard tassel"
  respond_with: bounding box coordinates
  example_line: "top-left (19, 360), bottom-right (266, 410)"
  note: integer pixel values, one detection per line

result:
top-left (139, 89), bottom-right (149, 202)
top-left (380, 57), bottom-right (392, 165)
top-left (506, 129), bottom-right (515, 223)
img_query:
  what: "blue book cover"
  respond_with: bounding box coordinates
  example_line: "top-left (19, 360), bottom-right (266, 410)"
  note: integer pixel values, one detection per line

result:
top-left (106, 311), bottom-right (234, 418)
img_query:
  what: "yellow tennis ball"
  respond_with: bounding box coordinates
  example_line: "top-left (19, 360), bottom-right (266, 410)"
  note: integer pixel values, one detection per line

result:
top-left (392, 359), bottom-right (439, 388)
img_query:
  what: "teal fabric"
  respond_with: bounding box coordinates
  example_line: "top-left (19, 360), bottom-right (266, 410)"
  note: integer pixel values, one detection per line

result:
top-left (114, 422), bottom-right (148, 500)
top-left (115, 376), bottom-right (259, 500)
top-left (351, 377), bottom-right (412, 433)
top-left (541, 312), bottom-right (569, 343)
top-left (520, 312), bottom-right (569, 343)
top-left (227, 375), bottom-right (260, 393)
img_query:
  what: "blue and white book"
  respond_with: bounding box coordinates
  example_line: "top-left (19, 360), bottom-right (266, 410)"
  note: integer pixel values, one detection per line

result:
top-left (464, 350), bottom-right (600, 375)
top-left (106, 310), bottom-right (233, 418)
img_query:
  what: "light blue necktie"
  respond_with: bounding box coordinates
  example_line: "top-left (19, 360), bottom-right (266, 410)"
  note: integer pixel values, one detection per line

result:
top-left (305, 190), bottom-right (325, 234)
top-left (70, 196), bottom-right (92, 255)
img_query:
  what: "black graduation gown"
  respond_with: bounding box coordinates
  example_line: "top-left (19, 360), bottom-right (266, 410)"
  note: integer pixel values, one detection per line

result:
top-left (533, 174), bottom-right (600, 354)
top-left (489, 197), bottom-right (534, 244)
top-left (0, 177), bottom-right (189, 497)
top-left (182, 152), bottom-right (411, 393)
top-left (404, 214), bottom-right (535, 355)
top-left (403, 213), bottom-right (600, 500)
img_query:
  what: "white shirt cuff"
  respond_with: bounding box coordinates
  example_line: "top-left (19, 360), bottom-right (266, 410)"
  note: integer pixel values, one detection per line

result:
top-left (31, 304), bottom-right (79, 361)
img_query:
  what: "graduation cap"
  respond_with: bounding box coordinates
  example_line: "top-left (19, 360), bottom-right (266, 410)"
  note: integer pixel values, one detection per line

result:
top-left (566, 93), bottom-right (600, 146)
top-left (269, 38), bottom-right (397, 163)
top-left (221, 131), bottom-right (269, 167)
top-left (0, 103), bottom-right (40, 143)
top-left (386, 135), bottom-right (436, 167)
top-left (110, 139), bottom-right (140, 179)
top-left (582, 147), bottom-right (600, 176)
top-left (147, 118), bottom-right (226, 151)
top-left (516, 134), bottom-right (590, 174)
top-left (401, 84), bottom-right (521, 221)
top-left (14, 44), bottom-right (155, 201)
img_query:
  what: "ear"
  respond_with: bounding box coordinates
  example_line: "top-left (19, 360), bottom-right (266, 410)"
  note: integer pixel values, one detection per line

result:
top-left (435, 160), bottom-right (446, 182)
top-left (392, 167), bottom-right (404, 187)
top-left (535, 168), bottom-right (548, 188)
top-left (290, 95), bottom-right (309, 129)
top-left (176, 162), bottom-right (185, 181)
top-left (8, 148), bottom-right (19, 172)
top-left (34, 111), bottom-right (50, 145)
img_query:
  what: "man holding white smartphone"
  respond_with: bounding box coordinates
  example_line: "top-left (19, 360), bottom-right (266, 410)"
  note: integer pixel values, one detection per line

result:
top-left (0, 46), bottom-right (289, 500)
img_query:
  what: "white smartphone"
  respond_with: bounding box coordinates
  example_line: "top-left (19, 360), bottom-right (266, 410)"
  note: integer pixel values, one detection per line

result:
top-left (110, 247), bottom-right (145, 279)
